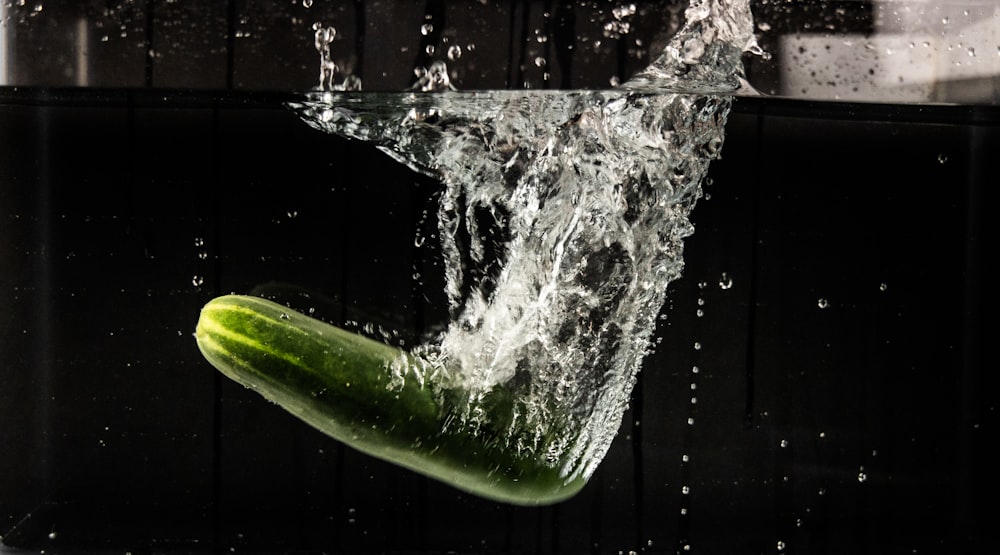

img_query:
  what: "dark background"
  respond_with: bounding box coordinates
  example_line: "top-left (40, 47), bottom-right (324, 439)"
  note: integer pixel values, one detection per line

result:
top-left (1, 88), bottom-right (995, 555)
top-left (2, 0), bottom-right (998, 553)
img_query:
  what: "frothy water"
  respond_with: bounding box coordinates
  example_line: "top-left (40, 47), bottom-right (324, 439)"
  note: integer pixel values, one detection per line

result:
top-left (289, 0), bottom-right (756, 482)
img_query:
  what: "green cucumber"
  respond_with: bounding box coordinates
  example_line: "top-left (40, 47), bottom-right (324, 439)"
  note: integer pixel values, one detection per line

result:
top-left (195, 294), bottom-right (587, 505)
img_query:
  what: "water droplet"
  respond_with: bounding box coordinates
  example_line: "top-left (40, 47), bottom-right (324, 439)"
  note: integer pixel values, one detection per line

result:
top-left (968, 47), bottom-right (976, 57)
top-left (718, 272), bottom-right (733, 289)
top-left (817, 298), bottom-right (829, 309)
top-left (280, 313), bottom-right (290, 320)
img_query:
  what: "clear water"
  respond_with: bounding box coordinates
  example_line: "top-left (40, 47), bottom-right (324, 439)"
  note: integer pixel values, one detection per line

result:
top-left (290, 0), bottom-right (755, 482)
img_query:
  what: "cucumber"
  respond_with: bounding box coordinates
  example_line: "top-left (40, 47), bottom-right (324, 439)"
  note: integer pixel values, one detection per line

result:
top-left (195, 294), bottom-right (587, 505)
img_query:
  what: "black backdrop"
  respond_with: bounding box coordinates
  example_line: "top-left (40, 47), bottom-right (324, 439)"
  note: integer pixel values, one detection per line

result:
top-left (1, 88), bottom-right (996, 554)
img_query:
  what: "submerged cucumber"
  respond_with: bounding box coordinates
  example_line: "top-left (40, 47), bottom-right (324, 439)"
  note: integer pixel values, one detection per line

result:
top-left (195, 294), bottom-right (586, 505)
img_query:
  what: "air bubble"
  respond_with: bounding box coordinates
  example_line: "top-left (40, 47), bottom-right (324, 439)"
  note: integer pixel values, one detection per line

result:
top-left (447, 45), bottom-right (462, 61)
top-left (420, 23), bottom-right (434, 36)
top-left (192, 275), bottom-right (204, 287)
top-left (817, 298), bottom-right (829, 309)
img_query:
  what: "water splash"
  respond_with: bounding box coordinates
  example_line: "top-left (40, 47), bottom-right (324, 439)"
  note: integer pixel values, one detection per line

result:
top-left (290, 0), bottom-right (756, 482)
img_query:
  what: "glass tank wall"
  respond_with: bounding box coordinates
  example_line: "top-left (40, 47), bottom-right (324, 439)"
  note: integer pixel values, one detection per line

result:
top-left (1, 1), bottom-right (997, 553)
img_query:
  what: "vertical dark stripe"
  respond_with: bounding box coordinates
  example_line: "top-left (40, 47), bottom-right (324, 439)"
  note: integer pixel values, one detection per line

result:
top-left (590, 470), bottom-right (603, 554)
top-left (506, 3), bottom-right (517, 88)
top-left (541, 0), bottom-right (553, 89)
top-left (507, 0), bottom-right (530, 88)
top-left (632, 373), bottom-right (644, 548)
top-left (956, 120), bottom-right (986, 546)
top-left (34, 96), bottom-right (54, 503)
top-left (144, 0), bottom-right (156, 87)
top-left (615, 34), bottom-right (628, 86)
top-left (550, 504), bottom-right (560, 554)
top-left (504, 504), bottom-right (514, 554)
top-left (209, 96), bottom-right (224, 552)
top-left (552, 0), bottom-right (575, 89)
top-left (516, 1), bottom-right (530, 88)
top-left (225, 0), bottom-right (236, 89)
top-left (353, 0), bottom-right (366, 81)
top-left (744, 108), bottom-right (763, 429)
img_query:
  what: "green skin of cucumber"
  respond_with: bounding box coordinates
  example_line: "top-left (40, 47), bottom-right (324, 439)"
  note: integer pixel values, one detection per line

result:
top-left (195, 294), bottom-right (587, 505)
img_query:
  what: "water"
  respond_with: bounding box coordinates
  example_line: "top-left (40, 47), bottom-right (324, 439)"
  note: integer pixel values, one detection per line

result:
top-left (289, 0), bottom-right (756, 482)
